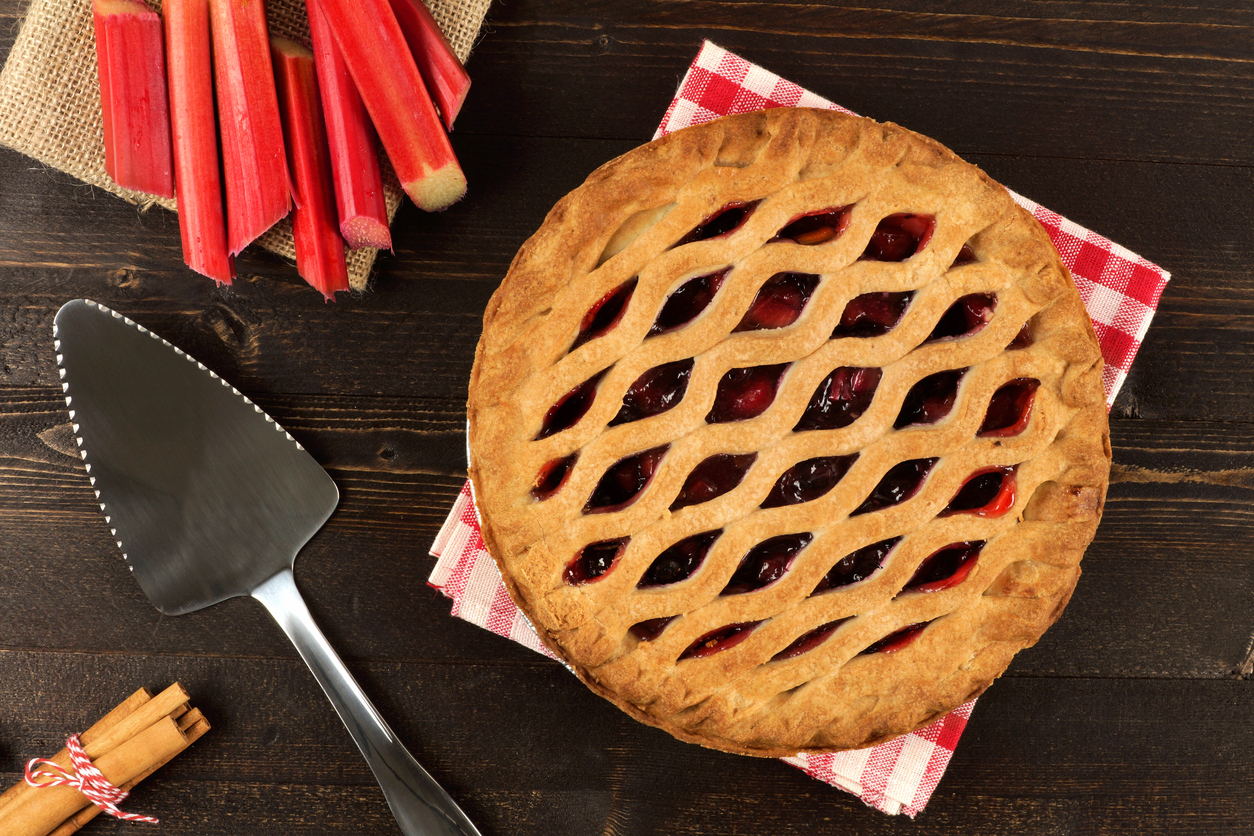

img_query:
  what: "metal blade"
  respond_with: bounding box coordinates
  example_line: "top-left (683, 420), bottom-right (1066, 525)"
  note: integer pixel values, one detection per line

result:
top-left (54, 299), bottom-right (338, 615)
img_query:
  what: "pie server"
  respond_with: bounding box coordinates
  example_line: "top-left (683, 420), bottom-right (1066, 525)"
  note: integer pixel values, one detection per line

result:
top-left (53, 299), bottom-right (480, 836)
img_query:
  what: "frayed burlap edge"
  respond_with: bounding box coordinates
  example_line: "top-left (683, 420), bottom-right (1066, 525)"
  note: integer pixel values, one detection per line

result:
top-left (0, 0), bottom-right (491, 291)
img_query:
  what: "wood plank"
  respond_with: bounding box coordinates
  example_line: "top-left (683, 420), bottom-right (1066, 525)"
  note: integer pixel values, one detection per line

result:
top-left (0, 134), bottom-right (1245, 421)
top-left (684, 0), bottom-right (1254, 27)
top-left (632, 1), bottom-right (1254, 60)
top-left (0, 649), bottom-right (1249, 834)
top-left (0, 400), bottom-right (1250, 679)
top-left (452, 0), bottom-right (1254, 166)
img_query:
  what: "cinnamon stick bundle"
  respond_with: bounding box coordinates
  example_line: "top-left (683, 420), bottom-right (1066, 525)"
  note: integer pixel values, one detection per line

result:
top-left (0, 683), bottom-right (210, 836)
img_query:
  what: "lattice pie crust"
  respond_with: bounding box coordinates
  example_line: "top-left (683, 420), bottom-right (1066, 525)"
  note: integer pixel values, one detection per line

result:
top-left (467, 109), bottom-right (1110, 756)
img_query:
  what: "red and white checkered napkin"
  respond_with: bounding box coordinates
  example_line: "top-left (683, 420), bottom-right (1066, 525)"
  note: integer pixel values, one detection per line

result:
top-left (428, 40), bottom-right (1172, 817)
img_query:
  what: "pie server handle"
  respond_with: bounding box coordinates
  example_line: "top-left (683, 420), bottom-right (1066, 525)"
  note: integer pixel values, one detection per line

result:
top-left (253, 570), bottom-right (482, 836)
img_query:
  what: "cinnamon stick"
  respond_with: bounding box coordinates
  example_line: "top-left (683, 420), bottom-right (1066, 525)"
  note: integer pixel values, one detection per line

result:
top-left (46, 709), bottom-right (212, 836)
top-left (0, 687), bottom-right (152, 819)
top-left (5, 717), bottom-right (188, 836)
top-left (78, 683), bottom-right (189, 760)
top-left (0, 683), bottom-right (207, 836)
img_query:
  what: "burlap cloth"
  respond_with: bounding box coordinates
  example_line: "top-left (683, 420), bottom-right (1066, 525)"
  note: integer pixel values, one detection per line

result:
top-left (0, 0), bottom-right (491, 290)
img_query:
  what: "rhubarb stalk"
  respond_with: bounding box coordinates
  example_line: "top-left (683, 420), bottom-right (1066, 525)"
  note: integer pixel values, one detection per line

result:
top-left (306, 0), bottom-right (391, 250)
top-left (387, 0), bottom-right (471, 130)
top-left (271, 37), bottom-right (349, 299)
top-left (92, 0), bottom-right (174, 198)
top-left (318, 0), bottom-right (466, 211)
top-left (163, 0), bottom-right (234, 283)
top-left (209, 0), bottom-right (291, 255)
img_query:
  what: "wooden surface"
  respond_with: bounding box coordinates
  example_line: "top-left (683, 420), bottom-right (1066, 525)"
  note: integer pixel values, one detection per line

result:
top-left (0, 1), bottom-right (1251, 833)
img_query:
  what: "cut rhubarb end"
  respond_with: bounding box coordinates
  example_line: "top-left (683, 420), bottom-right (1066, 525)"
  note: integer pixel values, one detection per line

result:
top-left (441, 79), bottom-right (470, 132)
top-left (319, 0), bottom-right (466, 212)
top-left (164, 0), bottom-right (234, 283)
top-left (403, 161), bottom-right (467, 211)
top-left (387, 0), bottom-right (471, 130)
top-left (271, 36), bottom-right (349, 300)
top-left (307, 0), bottom-right (392, 252)
top-left (210, 0), bottom-right (291, 256)
top-left (341, 216), bottom-right (393, 250)
top-left (93, 0), bottom-right (175, 198)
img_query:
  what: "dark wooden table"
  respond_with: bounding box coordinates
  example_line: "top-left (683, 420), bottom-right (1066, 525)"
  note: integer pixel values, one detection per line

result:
top-left (1, 1), bottom-right (1251, 833)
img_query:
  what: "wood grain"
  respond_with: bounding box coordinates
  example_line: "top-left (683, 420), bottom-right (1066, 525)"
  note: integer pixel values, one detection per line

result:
top-left (0, 0), bottom-right (1249, 832)
top-left (0, 650), bottom-right (1249, 835)
top-left (456, 0), bottom-right (1254, 165)
top-left (0, 139), bottom-right (1248, 422)
top-left (1, 403), bottom-right (1251, 678)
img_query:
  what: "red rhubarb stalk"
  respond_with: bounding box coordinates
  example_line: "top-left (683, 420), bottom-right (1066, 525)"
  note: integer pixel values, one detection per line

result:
top-left (306, 0), bottom-right (391, 250)
top-left (92, 0), bottom-right (174, 198)
top-left (386, 0), bottom-right (471, 130)
top-left (318, 0), bottom-right (467, 211)
top-left (209, 0), bottom-right (291, 255)
top-left (163, 0), bottom-right (234, 283)
top-left (271, 37), bottom-right (349, 300)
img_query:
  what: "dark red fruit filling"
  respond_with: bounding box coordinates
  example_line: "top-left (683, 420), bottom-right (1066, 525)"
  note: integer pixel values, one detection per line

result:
top-left (563, 537), bottom-right (628, 585)
top-left (926, 292), bottom-right (996, 343)
top-left (861, 214), bottom-right (934, 261)
top-left (950, 243), bottom-right (977, 267)
top-left (722, 533), bottom-right (813, 596)
top-left (707, 364), bottom-right (789, 423)
top-left (680, 621), bottom-right (763, 660)
top-left (771, 207), bottom-right (850, 245)
top-left (852, 458), bottom-right (938, 516)
top-left (734, 272), bottom-right (821, 332)
top-left (860, 621), bottom-right (929, 655)
top-left (771, 618), bottom-right (852, 662)
top-left (638, 530), bottom-right (722, 588)
top-left (610, 359), bottom-right (694, 426)
top-left (761, 454), bottom-right (858, 508)
top-left (811, 537), bottom-right (901, 595)
top-left (674, 201), bottom-right (759, 247)
top-left (943, 467), bottom-right (1016, 517)
top-left (979, 378), bottom-right (1040, 437)
top-left (536, 370), bottom-right (606, 440)
top-left (794, 367), bottom-right (881, 431)
top-left (571, 278), bottom-right (636, 352)
top-left (649, 268), bottom-right (730, 336)
top-left (630, 616), bottom-right (677, 642)
top-left (901, 542), bottom-right (983, 594)
top-left (532, 453), bottom-right (577, 501)
top-left (1008, 322), bottom-right (1033, 350)
top-left (894, 368), bottom-right (968, 429)
top-left (671, 454), bottom-right (757, 511)
top-left (832, 291), bottom-right (914, 339)
top-left (584, 445), bottom-right (669, 514)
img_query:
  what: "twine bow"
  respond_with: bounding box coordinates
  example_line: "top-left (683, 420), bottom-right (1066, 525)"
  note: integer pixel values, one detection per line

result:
top-left (24, 733), bottom-right (159, 824)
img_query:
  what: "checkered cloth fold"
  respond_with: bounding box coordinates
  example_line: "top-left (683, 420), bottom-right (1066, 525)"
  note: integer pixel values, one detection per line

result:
top-left (429, 40), bottom-right (1171, 817)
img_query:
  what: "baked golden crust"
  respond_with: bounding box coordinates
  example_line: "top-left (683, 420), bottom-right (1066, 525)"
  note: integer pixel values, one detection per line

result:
top-left (467, 109), bottom-right (1110, 757)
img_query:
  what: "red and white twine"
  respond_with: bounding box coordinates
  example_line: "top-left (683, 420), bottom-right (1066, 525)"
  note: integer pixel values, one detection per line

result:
top-left (25, 733), bottom-right (159, 824)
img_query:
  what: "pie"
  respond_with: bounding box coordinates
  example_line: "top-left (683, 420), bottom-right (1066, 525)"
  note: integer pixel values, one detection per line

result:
top-left (466, 108), bottom-right (1110, 757)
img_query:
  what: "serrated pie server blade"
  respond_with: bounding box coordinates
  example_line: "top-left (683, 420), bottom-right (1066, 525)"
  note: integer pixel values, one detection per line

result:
top-left (53, 299), bottom-right (480, 836)
top-left (55, 299), bottom-right (336, 614)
